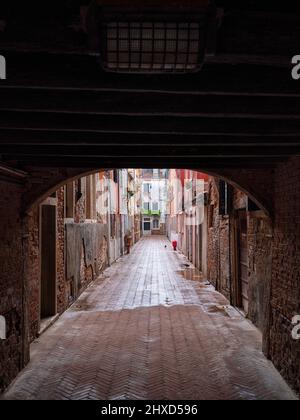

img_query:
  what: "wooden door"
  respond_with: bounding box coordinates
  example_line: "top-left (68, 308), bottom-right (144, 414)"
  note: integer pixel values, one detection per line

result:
top-left (238, 213), bottom-right (249, 314)
top-left (40, 205), bottom-right (57, 318)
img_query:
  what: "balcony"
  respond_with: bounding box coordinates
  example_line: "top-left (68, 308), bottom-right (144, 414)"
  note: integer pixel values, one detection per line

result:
top-left (142, 210), bottom-right (161, 216)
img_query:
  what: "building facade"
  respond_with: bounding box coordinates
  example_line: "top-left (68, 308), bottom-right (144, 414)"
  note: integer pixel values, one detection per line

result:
top-left (28, 169), bottom-right (142, 341)
top-left (206, 177), bottom-right (273, 342)
top-left (166, 169), bottom-right (209, 275)
top-left (141, 169), bottom-right (168, 236)
top-left (167, 171), bottom-right (274, 353)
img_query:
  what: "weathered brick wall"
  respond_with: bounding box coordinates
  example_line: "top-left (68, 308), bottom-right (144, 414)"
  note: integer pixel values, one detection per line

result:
top-left (247, 215), bottom-right (272, 334)
top-left (233, 190), bottom-right (273, 336)
top-left (207, 180), bottom-right (273, 334)
top-left (0, 180), bottom-right (24, 393)
top-left (207, 181), bottom-right (220, 289)
top-left (207, 180), bottom-right (231, 300)
top-left (206, 160), bottom-right (300, 396)
top-left (56, 187), bottom-right (66, 313)
top-left (218, 218), bottom-right (231, 300)
top-left (74, 179), bottom-right (86, 223)
top-left (234, 189), bottom-right (247, 210)
top-left (1, 163), bottom-right (299, 396)
top-left (269, 156), bottom-right (300, 395)
top-left (25, 208), bottom-right (40, 342)
top-left (25, 189), bottom-right (66, 342)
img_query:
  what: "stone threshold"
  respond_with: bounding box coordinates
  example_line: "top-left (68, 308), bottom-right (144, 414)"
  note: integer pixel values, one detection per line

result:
top-left (39, 314), bottom-right (60, 337)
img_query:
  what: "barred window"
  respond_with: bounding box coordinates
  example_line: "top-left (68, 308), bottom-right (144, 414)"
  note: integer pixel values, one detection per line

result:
top-left (102, 21), bottom-right (204, 73)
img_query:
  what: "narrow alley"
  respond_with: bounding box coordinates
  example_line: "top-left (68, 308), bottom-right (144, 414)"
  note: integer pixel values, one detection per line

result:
top-left (3, 237), bottom-right (296, 401)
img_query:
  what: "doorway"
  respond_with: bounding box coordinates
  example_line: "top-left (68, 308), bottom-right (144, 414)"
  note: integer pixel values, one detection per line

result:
top-left (40, 205), bottom-right (57, 319)
top-left (236, 211), bottom-right (249, 314)
top-left (143, 217), bottom-right (151, 235)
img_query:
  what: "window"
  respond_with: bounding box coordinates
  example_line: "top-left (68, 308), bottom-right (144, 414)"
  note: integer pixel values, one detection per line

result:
top-left (142, 169), bottom-right (153, 178)
top-left (144, 202), bottom-right (150, 211)
top-left (153, 219), bottom-right (160, 229)
top-left (152, 202), bottom-right (159, 211)
top-left (143, 183), bottom-right (150, 194)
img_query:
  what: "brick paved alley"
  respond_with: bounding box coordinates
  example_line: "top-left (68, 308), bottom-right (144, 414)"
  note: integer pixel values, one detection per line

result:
top-left (3, 237), bottom-right (297, 400)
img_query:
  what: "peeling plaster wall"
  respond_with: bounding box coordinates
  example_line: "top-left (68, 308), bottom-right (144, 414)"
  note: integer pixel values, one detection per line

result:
top-left (65, 223), bottom-right (109, 298)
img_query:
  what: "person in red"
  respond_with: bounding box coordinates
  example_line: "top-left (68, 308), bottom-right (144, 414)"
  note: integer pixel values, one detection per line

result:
top-left (172, 240), bottom-right (177, 251)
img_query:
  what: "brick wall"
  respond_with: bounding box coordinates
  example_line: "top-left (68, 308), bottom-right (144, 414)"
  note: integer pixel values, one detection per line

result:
top-left (207, 180), bottom-right (231, 300)
top-left (74, 179), bottom-right (86, 223)
top-left (1, 162), bottom-right (299, 396)
top-left (26, 180), bottom-right (109, 343)
top-left (26, 190), bottom-right (66, 342)
top-left (207, 180), bottom-right (219, 289)
top-left (0, 180), bottom-right (24, 393)
top-left (207, 179), bottom-right (273, 328)
top-left (269, 156), bottom-right (300, 395)
top-left (206, 160), bottom-right (300, 396)
top-left (56, 187), bottom-right (66, 313)
top-left (247, 215), bottom-right (272, 335)
top-left (25, 208), bottom-right (40, 342)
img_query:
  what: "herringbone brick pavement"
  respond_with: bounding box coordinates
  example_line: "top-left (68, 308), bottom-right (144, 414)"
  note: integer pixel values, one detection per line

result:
top-left (3, 237), bottom-right (297, 400)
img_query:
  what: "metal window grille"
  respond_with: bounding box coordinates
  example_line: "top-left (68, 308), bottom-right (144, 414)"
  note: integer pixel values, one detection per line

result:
top-left (101, 18), bottom-right (206, 73)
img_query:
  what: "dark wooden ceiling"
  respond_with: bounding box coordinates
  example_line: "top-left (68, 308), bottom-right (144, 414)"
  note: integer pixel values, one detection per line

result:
top-left (0, 1), bottom-right (300, 171)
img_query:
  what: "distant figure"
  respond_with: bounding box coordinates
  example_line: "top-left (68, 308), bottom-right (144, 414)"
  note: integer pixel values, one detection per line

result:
top-left (172, 240), bottom-right (177, 251)
top-left (124, 230), bottom-right (133, 254)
